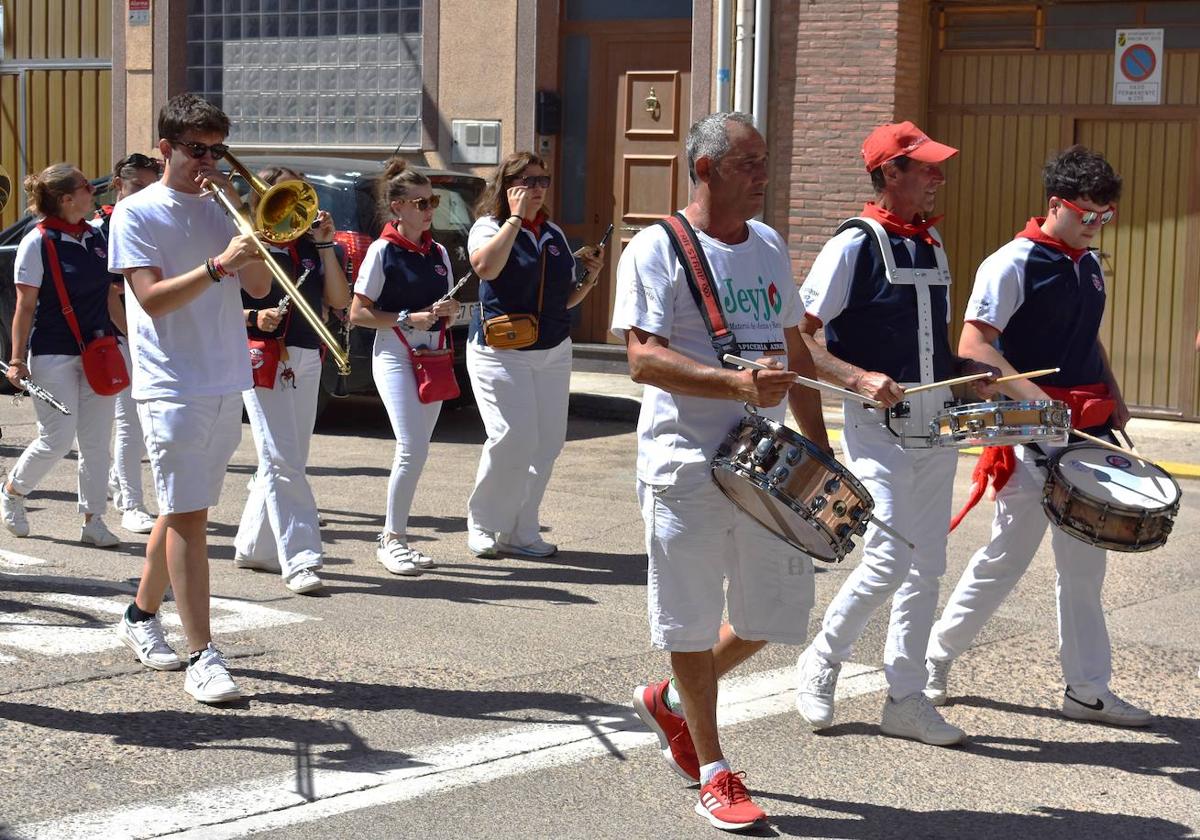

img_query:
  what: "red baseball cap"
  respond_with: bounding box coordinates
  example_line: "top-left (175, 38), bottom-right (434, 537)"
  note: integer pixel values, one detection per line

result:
top-left (861, 121), bottom-right (958, 172)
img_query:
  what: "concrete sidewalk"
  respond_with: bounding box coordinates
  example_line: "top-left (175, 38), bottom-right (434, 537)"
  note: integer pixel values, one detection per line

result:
top-left (569, 367), bottom-right (1200, 480)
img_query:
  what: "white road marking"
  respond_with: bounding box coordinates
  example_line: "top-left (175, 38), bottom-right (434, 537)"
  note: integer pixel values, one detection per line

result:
top-left (0, 548), bottom-right (47, 568)
top-left (16, 663), bottom-right (889, 840)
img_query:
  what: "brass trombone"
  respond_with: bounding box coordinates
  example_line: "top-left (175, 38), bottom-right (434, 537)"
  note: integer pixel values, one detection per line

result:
top-left (205, 152), bottom-right (351, 374)
top-left (0, 164), bottom-right (12, 214)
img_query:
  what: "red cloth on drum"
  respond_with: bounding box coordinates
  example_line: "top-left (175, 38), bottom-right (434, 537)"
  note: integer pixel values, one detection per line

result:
top-left (860, 202), bottom-right (943, 247)
top-left (1040, 382), bottom-right (1114, 430)
top-left (949, 445), bottom-right (1018, 533)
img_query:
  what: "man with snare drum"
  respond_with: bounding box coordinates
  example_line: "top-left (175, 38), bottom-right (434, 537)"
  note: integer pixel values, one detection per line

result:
top-left (795, 122), bottom-right (994, 746)
top-left (924, 146), bottom-right (1152, 727)
top-left (613, 112), bottom-right (828, 832)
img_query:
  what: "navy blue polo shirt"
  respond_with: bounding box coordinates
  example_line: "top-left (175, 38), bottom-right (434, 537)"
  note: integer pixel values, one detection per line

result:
top-left (468, 216), bottom-right (577, 351)
top-left (816, 230), bottom-right (956, 384)
top-left (15, 221), bottom-right (121, 357)
top-left (353, 227), bottom-right (453, 319)
top-left (965, 235), bottom-right (1106, 388)
top-left (244, 236), bottom-right (345, 350)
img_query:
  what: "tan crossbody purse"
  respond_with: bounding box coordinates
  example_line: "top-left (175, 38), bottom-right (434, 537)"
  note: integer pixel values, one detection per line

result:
top-left (482, 249), bottom-right (546, 350)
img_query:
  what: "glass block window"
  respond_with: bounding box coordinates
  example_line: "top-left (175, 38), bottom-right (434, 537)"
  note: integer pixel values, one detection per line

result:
top-left (185, 0), bottom-right (423, 148)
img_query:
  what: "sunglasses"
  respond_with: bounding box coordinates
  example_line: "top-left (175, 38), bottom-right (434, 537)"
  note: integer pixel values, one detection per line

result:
top-left (170, 140), bottom-right (230, 161)
top-left (398, 195), bottom-right (440, 211)
top-left (120, 152), bottom-right (163, 172)
top-left (1056, 196), bottom-right (1115, 226)
top-left (72, 179), bottom-right (96, 193)
top-left (512, 175), bottom-right (551, 189)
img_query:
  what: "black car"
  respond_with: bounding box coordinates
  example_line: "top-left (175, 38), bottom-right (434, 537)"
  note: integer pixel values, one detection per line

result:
top-left (0, 156), bottom-right (485, 413)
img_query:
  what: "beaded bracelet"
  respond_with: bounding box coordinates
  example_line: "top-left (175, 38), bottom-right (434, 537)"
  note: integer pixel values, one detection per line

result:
top-left (212, 256), bottom-right (228, 277)
top-left (204, 259), bottom-right (222, 282)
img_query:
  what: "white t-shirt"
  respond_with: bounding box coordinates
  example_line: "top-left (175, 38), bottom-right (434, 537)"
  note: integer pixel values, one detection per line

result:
top-left (108, 181), bottom-right (250, 399)
top-left (611, 219), bottom-right (802, 485)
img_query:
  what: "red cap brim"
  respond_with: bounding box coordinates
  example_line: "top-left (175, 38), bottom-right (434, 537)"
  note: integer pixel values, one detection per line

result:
top-left (907, 139), bottom-right (959, 164)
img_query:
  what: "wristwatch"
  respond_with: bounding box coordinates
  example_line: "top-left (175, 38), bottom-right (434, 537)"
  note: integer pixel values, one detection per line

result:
top-left (396, 309), bottom-right (411, 327)
top-left (246, 309), bottom-right (258, 328)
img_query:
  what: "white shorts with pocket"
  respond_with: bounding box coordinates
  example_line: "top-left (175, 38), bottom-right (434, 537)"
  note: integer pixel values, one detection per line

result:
top-left (638, 475), bottom-right (814, 652)
top-left (137, 393), bottom-right (243, 515)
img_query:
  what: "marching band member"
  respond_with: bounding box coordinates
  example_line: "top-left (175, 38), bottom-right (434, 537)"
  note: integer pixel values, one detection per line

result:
top-left (109, 94), bottom-right (271, 703)
top-left (99, 153), bottom-right (162, 535)
top-left (795, 122), bottom-right (995, 746)
top-left (615, 113), bottom-right (828, 831)
top-left (2, 164), bottom-right (124, 546)
top-left (925, 146), bottom-right (1152, 727)
top-left (350, 159), bottom-right (458, 575)
top-left (463, 152), bottom-right (604, 559)
top-left (233, 166), bottom-right (350, 595)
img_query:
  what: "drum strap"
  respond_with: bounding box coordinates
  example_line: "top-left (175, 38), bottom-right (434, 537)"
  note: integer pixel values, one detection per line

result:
top-left (656, 213), bottom-right (741, 368)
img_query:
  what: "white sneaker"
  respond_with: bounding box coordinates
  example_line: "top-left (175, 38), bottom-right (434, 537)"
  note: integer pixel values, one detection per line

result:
top-left (234, 553), bottom-right (282, 573)
top-left (1, 486), bottom-right (29, 537)
top-left (880, 693), bottom-right (965, 746)
top-left (407, 547), bottom-right (436, 569)
top-left (924, 658), bottom-right (953, 707)
top-left (467, 524), bottom-right (498, 558)
top-left (1062, 687), bottom-right (1152, 727)
top-left (116, 612), bottom-right (183, 671)
top-left (184, 644), bottom-right (244, 703)
top-left (120, 506), bottom-right (157, 534)
top-left (795, 645), bottom-right (840, 730)
top-left (80, 517), bottom-right (119, 547)
top-left (285, 568), bottom-right (324, 594)
top-left (496, 535), bottom-right (558, 558)
top-left (377, 534), bottom-right (422, 576)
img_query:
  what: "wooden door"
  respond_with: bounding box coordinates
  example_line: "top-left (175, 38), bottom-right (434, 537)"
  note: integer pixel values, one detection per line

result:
top-left (570, 25), bottom-right (691, 344)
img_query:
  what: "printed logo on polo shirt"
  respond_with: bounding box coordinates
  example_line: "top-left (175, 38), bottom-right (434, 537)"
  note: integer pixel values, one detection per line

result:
top-left (801, 285), bottom-right (819, 307)
top-left (1106, 454), bottom-right (1132, 469)
top-left (720, 276), bottom-right (783, 321)
top-left (249, 347), bottom-right (265, 370)
top-left (302, 258), bottom-right (317, 271)
top-left (1092, 273), bottom-right (1103, 291)
top-left (434, 264), bottom-right (447, 275)
top-left (93, 246), bottom-right (107, 260)
top-left (547, 244), bottom-right (561, 257)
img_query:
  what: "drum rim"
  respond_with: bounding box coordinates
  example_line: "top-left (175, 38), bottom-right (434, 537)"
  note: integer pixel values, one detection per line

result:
top-left (939, 399), bottom-right (1069, 414)
top-left (1045, 444), bottom-right (1182, 514)
top-left (735, 414), bottom-right (875, 502)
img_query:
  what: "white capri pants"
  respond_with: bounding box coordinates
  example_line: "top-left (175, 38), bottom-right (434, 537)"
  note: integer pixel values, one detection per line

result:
top-left (137, 393), bottom-right (242, 515)
top-left (235, 345), bottom-right (323, 577)
top-left (928, 442), bottom-right (1112, 698)
top-left (466, 338), bottom-right (571, 545)
top-left (8, 353), bottom-right (115, 514)
top-left (110, 338), bottom-right (148, 511)
top-left (373, 329), bottom-right (443, 539)
top-left (638, 474), bottom-right (814, 651)
top-left (810, 400), bottom-right (958, 700)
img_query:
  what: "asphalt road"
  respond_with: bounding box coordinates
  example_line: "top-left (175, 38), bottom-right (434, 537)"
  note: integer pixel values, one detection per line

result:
top-left (0, 393), bottom-right (1197, 840)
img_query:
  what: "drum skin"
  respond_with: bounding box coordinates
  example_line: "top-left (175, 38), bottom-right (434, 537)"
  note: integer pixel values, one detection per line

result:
top-left (934, 400), bottom-right (1070, 448)
top-left (1042, 444), bottom-right (1181, 552)
top-left (711, 415), bottom-right (874, 562)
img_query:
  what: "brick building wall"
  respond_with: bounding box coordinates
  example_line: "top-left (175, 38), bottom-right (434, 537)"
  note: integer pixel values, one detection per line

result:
top-left (769, 0), bottom-right (929, 280)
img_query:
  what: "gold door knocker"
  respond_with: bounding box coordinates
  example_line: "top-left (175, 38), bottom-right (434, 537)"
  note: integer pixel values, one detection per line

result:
top-left (644, 87), bottom-right (661, 120)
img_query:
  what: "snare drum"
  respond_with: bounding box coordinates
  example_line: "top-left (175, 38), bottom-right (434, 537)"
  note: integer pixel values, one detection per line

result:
top-left (1043, 444), bottom-right (1181, 552)
top-left (711, 415), bottom-right (874, 562)
top-left (932, 400), bottom-right (1070, 448)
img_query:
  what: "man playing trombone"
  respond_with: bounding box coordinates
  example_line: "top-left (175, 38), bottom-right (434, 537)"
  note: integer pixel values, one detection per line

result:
top-left (108, 94), bottom-right (271, 704)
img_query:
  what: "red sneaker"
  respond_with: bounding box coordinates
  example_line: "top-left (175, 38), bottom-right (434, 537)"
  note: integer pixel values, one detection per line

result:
top-left (695, 770), bottom-right (767, 830)
top-left (633, 679), bottom-right (700, 782)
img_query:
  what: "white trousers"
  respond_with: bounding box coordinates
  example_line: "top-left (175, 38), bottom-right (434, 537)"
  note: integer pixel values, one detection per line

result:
top-left (928, 444), bottom-right (1112, 697)
top-left (9, 353), bottom-right (115, 514)
top-left (235, 346), bottom-right (323, 576)
top-left (811, 402), bottom-right (958, 700)
top-left (466, 339), bottom-right (571, 544)
top-left (373, 335), bottom-right (443, 538)
top-left (110, 339), bottom-right (148, 511)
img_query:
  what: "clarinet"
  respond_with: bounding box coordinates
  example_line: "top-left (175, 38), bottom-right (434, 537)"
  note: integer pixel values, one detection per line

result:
top-left (1, 361), bottom-right (71, 415)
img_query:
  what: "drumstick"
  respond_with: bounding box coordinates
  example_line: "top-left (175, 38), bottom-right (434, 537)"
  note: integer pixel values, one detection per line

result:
top-left (902, 372), bottom-right (991, 395)
top-left (868, 516), bottom-right (916, 550)
top-left (1116, 428), bottom-right (1140, 455)
top-left (1070, 428), bottom-right (1156, 465)
top-left (724, 354), bottom-right (881, 407)
top-left (991, 367), bottom-right (1060, 384)
top-left (722, 354), bottom-right (883, 408)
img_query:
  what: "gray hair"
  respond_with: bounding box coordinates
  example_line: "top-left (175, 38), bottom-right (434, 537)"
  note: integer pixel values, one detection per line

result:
top-left (685, 112), bottom-right (757, 184)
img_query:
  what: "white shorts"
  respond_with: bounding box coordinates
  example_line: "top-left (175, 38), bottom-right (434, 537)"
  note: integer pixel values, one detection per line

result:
top-left (137, 394), bottom-right (243, 515)
top-left (638, 476), bottom-right (814, 652)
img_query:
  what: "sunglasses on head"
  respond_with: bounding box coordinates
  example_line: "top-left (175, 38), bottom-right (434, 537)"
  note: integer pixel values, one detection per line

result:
top-left (1056, 196), bottom-right (1115, 226)
top-left (512, 175), bottom-right (551, 189)
top-left (120, 152), bottom-right (162, 172)
top-left (399, 195), bottom-right (440, 211)
top-left (170, 140), bottom-right (230, 161)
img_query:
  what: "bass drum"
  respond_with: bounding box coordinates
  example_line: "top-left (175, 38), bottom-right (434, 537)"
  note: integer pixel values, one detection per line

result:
top-left (711, 415), bottom-right (873, 562)
top-left (1043, 444), bottom-right (1181, 552)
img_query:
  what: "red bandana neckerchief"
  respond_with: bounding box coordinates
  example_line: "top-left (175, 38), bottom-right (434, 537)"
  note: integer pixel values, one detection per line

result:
top-left (380, 221), bottom-right (432, 255)
top-left (1015, 217), bottom-right (1088, 262)
top-left (519, 211), bottom-right (548, 239)
top-left (39, 215), bottom-right (92, 240)
top-left (860, 202), bottom-right (943, 247)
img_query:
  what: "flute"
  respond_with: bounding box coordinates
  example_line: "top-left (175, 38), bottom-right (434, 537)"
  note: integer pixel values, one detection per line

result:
top-left (1, 362), bottom-right (71, 415)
